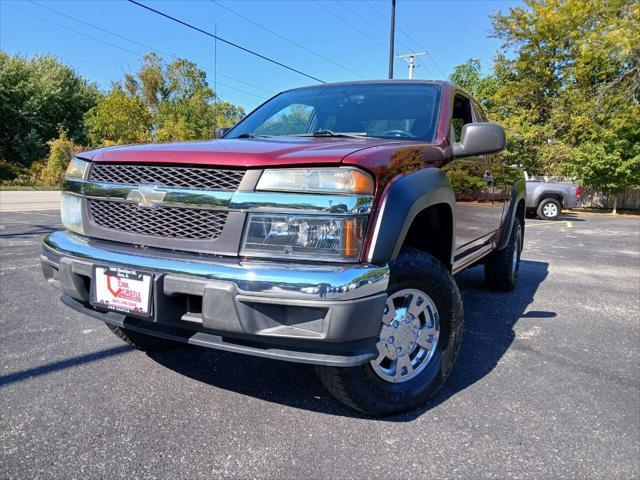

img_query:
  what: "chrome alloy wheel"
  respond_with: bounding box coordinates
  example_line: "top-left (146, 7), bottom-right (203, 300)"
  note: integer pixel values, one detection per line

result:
top-left (371, 288), bottom-right (440, 383)
top-left (543, 202), bottom-right (558, 218)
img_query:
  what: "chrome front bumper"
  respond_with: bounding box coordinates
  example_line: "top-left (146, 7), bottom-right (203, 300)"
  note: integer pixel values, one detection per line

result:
top-left (41, 231), bottom-right (390, 366)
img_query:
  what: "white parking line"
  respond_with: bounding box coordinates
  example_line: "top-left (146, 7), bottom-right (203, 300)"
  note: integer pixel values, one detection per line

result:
top-left (527, 221), bottom-right (573, 228)
top-left (0, 263), bottom-right (41, 271)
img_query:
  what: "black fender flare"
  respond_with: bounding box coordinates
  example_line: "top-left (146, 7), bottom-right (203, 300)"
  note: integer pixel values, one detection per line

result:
top-left (537, 190), bottom-right (567, 207)
top-left (497, 177), bottom-right (526, 251)
top-left (367, 168), bottom-right (455, 265)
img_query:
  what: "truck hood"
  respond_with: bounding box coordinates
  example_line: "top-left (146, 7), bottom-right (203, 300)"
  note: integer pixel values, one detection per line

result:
top-left (78, 137), bottom-right (402, 167)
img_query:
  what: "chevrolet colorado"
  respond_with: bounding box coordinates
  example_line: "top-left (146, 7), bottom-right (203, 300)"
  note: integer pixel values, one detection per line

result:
top-left (41, 81), bottom-right (525, 415)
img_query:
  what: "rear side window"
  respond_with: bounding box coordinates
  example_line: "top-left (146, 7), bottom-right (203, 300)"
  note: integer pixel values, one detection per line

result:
top-left (451, 94), bottom-right (474, 141)
top-left (472, 101), bottom-right (488, 122)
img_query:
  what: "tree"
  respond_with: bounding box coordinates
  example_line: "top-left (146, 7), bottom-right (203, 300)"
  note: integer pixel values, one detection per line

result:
top-left (0, 52), bottom-right (99, 170)
top-left (489, 0), bottom-right (639, 181)
top-left (450, 0), bottom-right (640, 196)
top-left (88, 54), bottom-right (245, 146)
top-left (84, 88), bottom-right (152, 145)
top-left (39, 130), bottom-right (83, 186)
top-left (566, 142), bottom-right (640, 213)
top-left (132, 55), bottom-right (245, 135)
top-left (449, 59), bottom-right (482, 96)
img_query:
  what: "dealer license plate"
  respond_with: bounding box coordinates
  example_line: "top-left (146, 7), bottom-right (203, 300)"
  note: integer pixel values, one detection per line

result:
top-left (91, 266), bottom-right (153, 317)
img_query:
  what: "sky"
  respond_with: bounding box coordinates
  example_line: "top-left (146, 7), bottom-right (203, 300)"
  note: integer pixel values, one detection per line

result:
top-left (0, 0), bottom-right (521, 112)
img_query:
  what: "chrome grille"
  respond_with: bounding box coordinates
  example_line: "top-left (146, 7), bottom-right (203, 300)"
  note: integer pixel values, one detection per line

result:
top-left (89, 164), bottom-right (245, 190)
top-left (88, 200), bottom-right (227, 240)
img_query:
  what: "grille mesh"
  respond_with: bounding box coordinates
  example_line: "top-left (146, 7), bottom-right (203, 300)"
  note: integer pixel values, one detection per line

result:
top-left (89, 200), bottom-right (227, 240)
top-left (89, 164), bottom-right (245, 190)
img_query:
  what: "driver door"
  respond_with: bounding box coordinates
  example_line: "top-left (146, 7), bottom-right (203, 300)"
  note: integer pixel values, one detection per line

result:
top-left (444, 93), bottom-right (502, 262)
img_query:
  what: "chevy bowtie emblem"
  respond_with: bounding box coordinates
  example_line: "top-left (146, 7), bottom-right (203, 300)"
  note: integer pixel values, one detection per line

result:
top-left (126, 185), bottom-right (167, 207)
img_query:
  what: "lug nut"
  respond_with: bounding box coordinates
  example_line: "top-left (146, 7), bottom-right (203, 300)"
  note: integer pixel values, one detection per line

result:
top-left (387, 336), bottom-right (394, 344)
top-left (392, 321), bottom-right (399, 328)
top-left (396, 347), bottom-right (402, 354)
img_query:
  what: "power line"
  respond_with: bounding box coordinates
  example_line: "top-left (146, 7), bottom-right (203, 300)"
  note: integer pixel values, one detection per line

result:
top-left (335, 0), bottom-right (414, 53)
top-left (394, 29), bottom-right (447, 78)
top-left (312, 0), bottom-right (388, 50)
top-left (209, 0), bottom-right (367, 79)
top-left (127, 0), bottom-right (325, 84)
top-left (363, 0), bottom-right (446, 78)
top-left (26, 0), bottom-right (274, 96)
top-left (6, 3), bottom-right (268, 100)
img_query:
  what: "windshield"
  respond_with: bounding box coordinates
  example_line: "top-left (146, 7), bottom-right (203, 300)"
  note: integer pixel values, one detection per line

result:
top-left (226, 83), bottom-right (442, 141)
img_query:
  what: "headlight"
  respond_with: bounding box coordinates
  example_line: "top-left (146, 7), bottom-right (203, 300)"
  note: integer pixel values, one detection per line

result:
top-left (65, 158), bottom-right (89, 179)
top-left (256, 167), bottom-right (374, 194)
top-left (241, 214), bottom-right (367, 262)
top-left (60, 193), bottom-right (84, 235)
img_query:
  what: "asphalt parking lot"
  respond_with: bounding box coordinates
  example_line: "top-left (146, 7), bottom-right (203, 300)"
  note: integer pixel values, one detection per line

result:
top-left (1, 210), bottom-right (639, 479)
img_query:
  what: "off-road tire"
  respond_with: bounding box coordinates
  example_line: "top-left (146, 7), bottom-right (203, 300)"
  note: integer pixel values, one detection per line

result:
top-left (106, 324), bottom-right (177, 351)
top-left (537, 198), bottom-right (561, 220)
top-left (484, 217), bottom-right (523, 291)
top-left (315, 248), bottom-right (464, 416)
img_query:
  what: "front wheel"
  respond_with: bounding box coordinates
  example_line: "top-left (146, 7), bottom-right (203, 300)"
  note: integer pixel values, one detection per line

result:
top-left (106, 324), bottom-right (177, 351)
top-left (315, 248), bottom-right (464, 416)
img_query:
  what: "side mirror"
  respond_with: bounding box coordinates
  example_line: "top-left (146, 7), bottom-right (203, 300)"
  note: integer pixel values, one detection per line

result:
top-left (452, 122), bottom-right (505, 158)
top-left (214, 127), bottom-right (231, 139)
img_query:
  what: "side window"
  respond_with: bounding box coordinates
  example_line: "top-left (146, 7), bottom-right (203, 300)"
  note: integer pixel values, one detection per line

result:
top-left (254, 103), bottom-right (314, 136)
top-left (451, 94), bottom-right (474, 141)
top-left (472, 102), bottom-right (488, 123)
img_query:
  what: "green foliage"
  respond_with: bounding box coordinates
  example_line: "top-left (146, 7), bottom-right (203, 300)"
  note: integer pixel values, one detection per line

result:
top-left (565, 142), bottom-right (640, 192)
top-left (84, 88), bottom-right (152, 145)
top-left (449, 58), bottom-right (499, 110)
top-left (0, 52), bottom-right (99, 169)
top-left (451, 0), bottom-right (640, 192)
top-left (0, 51), bottom-right (246, 186)
top-left (105, 53), bottom-right (245, 144)
top-left (39, 130), bottom-right (83, 187)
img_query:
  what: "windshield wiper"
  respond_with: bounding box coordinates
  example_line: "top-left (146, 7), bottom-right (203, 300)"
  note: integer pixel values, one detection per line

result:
top-left (299, 130), bottom-right (367, 138)
top-left (236, 133), bottom-right (272, 138)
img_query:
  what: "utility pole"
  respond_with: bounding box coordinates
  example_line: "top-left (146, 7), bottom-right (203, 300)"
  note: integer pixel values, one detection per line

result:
top-left (397, 52), bottom-right (427, 79)
top-left (388, 0), bottom-right (395, 79)
top-left (214, 21), bottom-right (218, 131)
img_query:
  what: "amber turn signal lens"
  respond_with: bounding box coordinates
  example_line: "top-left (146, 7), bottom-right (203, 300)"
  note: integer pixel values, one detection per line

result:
top-left (350, 170), bottom-right (375, 195)
top-left (343, 218), bottom-right (358, 257)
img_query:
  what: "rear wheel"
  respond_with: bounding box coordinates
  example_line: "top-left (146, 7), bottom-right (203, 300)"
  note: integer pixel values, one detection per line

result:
top-left (484, 217), bottom-right (523, 291)
top-left (315, 248), bottom-right (463, 416)
top-left (537, 198), bottom-right (561, 220)
top-left (106, 324), bottom-right (177, 351)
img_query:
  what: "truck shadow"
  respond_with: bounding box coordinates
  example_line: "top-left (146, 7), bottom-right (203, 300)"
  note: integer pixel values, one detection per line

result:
top-left (147, 259), bottom-right (551, 420)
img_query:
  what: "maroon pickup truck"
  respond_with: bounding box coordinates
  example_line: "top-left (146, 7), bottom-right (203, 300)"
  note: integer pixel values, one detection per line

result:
top-left (42, 80), bottom-right (525, 415)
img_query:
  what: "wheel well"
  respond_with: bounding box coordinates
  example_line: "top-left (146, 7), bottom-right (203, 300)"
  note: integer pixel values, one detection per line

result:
top-left (401, 204), bottom-right (453, 270)
top-left (538, 193), bottom-right (564, 207)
